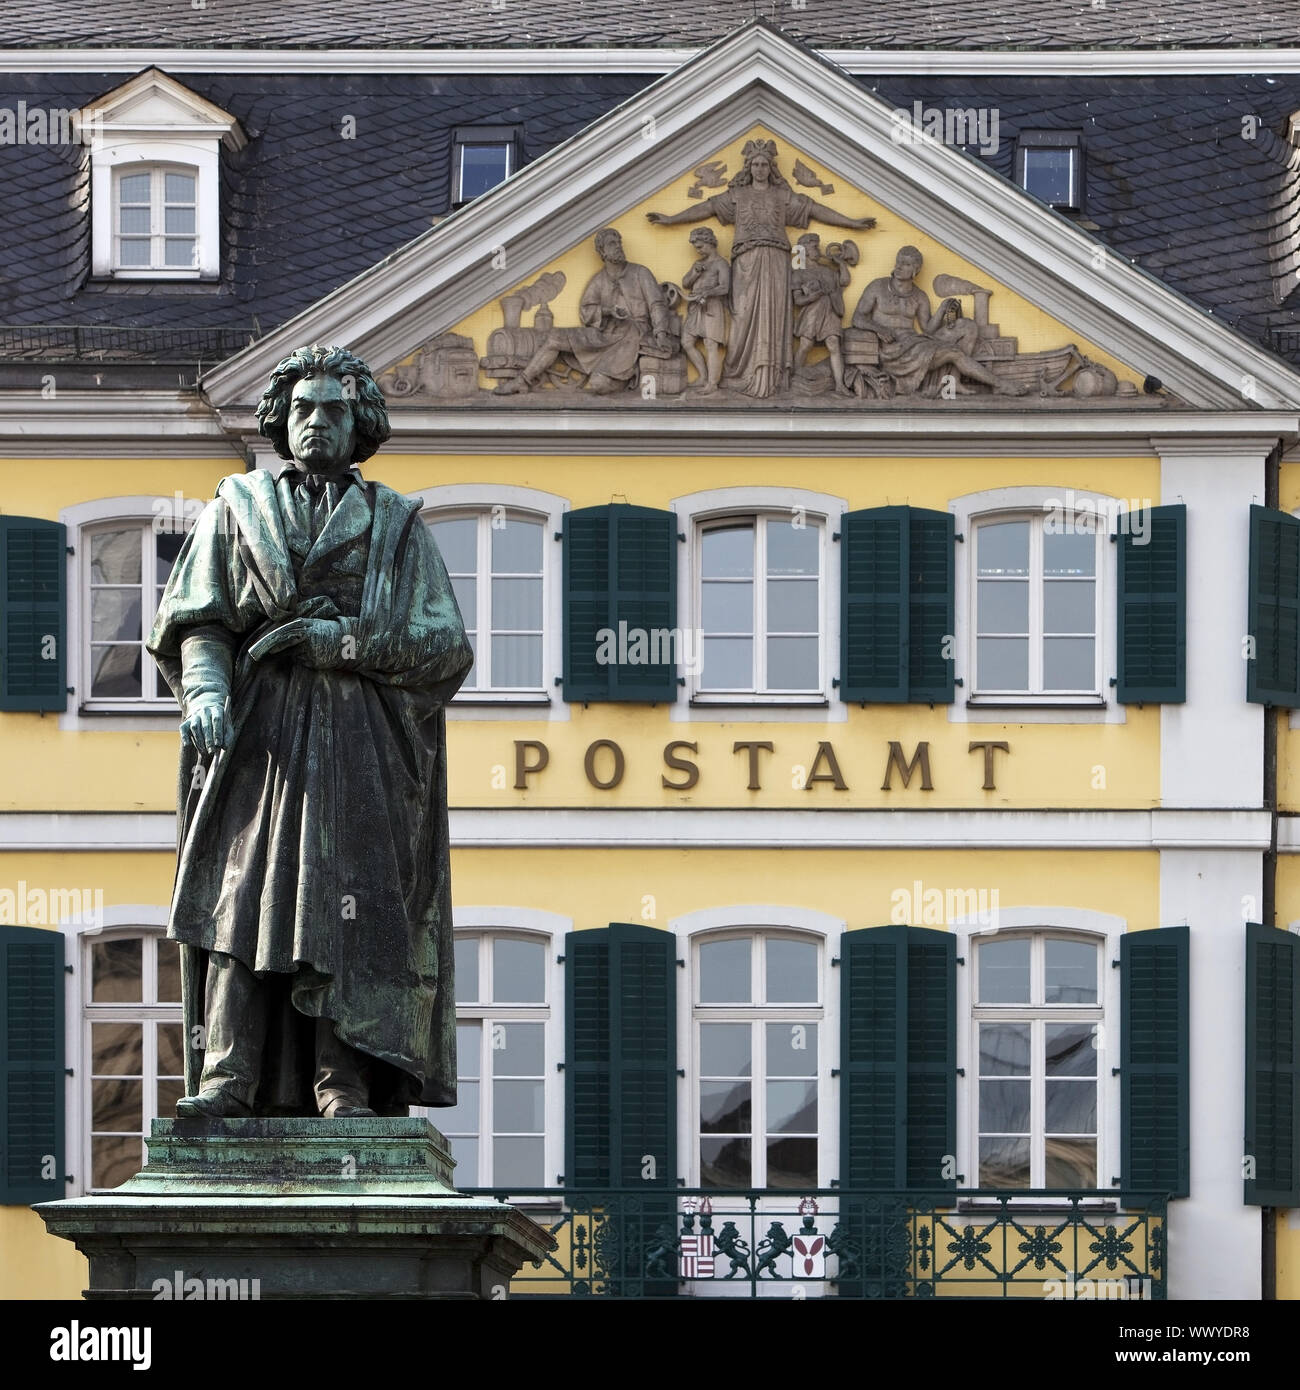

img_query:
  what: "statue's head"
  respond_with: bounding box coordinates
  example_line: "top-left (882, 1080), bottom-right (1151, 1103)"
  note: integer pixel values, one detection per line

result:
top-left (594, 228), bottom-right (626, 266)
top-left (689, 226), bottom-right (718, 254)
top-left (731, 138), bottom-right (788, 190)
top-left (256, 344), bottom-right (392, 471)
top-left (894, 245), bottom-right (923, 280)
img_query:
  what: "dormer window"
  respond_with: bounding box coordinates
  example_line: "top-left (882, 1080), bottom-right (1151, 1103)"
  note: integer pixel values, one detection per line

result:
top-left (1016, 131), bottom-right (1083, 213)
top-left (82, 68), bottom-right (245, 280)
top-left (451, 126), bottom-right (520, 207)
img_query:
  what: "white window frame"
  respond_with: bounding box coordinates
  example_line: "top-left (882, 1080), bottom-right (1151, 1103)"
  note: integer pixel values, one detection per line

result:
top-left (452, 135), bottom-right (516, 206)
top-left (950, 485), bottom-right (1124, 724)
top-left (417, 906), bottom-right (568, 1196)
top-left (1016, 132), bottom-right (1083, 212)
top-left (953, 907), bottom-right (1124, 1205)
top-left (58, 905), bottom-right (177, 1199)
top-left (413, 484), bottom-right (567, 719)
top-left (672, 487), bottom-right (846, 721)
top-left (112, 163), bottom-right (200, 273)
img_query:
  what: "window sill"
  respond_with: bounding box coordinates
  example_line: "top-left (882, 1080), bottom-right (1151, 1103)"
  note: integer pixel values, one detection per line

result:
top-left (96, 270), bottom-right (205, 282)
top-left (690, 695), bottom-right (829, 708)
top-left (967, 696), bottom-right (1106, 709)
top-left (451, 693), bottom-right (551, 707)
top-left (79, 701), bottom-right (178, 715)
top-left (955, 1197), bottom-right (1118, 1214)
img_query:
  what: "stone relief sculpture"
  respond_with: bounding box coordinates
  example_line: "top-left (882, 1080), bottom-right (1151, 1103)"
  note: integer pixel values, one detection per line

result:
top-left (376, 140), bottom-right (1151, 406)
top-left (645, 139), bottom-right (876, 397)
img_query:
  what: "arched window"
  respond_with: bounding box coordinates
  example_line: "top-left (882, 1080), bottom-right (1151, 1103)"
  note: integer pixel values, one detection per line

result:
top-left (113, 164), bottom-right (199, 272)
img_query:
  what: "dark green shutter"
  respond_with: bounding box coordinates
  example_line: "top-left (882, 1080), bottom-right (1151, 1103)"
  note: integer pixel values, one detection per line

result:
top-left (1244, 923), bottom-right (1299, 1206)
top-left (1248, 505), bottom-right (1300, 706)
top-left (0, 517), bottom-right (67, 712)
top-left (1, 926), bottom-right (65, 1204)
top-left (905, 928), bottom-right (957, 1187)
top-left (1120, 926), bottom-right (1189, 1197)
top-left (564, 923), bottom-right (676, 1187)
top-left (1116, 503), bottom-right (1185, 703)
top-left (907, 510), bottom-right (956, 704)
top-left (840, 925), bottom-right (956, 1191)
top-left (562, 504), bottom-right (677, 703)
top-left (840, 507), bottom-right (954, 704)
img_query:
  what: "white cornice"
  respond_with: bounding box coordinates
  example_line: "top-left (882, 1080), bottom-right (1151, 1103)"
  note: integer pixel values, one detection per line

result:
top-left (0, 390), bottom-right (237, 453)
top-left (198, 24), bottom-right (1300, 414)
top-left (5, 46), bottom-right (1300, 77)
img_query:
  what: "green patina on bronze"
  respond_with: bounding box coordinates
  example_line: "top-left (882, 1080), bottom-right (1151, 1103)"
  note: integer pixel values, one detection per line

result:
top-left (146, 345), bottom-right (473, 1118)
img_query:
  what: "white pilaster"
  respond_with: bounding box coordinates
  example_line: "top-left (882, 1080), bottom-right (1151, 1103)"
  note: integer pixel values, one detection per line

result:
top-left (1160, 848), bottom-right (1260, 1299)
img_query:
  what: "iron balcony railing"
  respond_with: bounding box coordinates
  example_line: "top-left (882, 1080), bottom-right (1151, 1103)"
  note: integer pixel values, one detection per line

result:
top-left (0, 324), bottom-right (255, 365)
top-left (465, 1187), bottom-right (1168, 1300)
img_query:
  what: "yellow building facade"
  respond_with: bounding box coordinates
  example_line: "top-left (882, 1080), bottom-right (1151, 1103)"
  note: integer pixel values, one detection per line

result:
top-left (3, 27), bottom-right (1299, 1300)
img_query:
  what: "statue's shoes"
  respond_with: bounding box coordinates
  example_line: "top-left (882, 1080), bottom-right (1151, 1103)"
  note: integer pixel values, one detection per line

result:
top-left (175, 1089), bottom-right (252, 1119)
top-left (321, 1101), bottom-right (378, 1119)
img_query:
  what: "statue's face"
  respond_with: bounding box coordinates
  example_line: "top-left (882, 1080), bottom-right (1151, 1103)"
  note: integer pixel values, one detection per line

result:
top-left (287, 374), bottom-right (355, 473)
top-left (750, 155), bottom-right (771, 184)
top-left (895, 253), bottom-right (921, 281)
top-left (597, 233), bottom-right (626, 266)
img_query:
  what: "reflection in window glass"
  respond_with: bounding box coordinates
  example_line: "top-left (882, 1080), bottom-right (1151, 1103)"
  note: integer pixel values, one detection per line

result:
top-left (87, 523), bottom-right (185, 700)
top-left (699, 938), bottom-right (751, 1004)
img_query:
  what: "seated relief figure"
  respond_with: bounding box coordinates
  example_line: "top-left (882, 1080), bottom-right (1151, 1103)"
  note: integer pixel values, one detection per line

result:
top-left (494, 227), bottom-right (676, 395)
top-left (850, 245), bottom-right (1028, 397)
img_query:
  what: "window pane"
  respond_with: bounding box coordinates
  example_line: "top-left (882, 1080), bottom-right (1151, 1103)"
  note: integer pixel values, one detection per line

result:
top-left (155, 531), bottom-right (184, 584)
top-left (490, 634), bottom-right (541, 687)
top-left (767, 1079), bottom-right (816, 1134)
top-left (766, 1136), bottom-right (817, 1189)
top-left (491, 517), bottom-right (542, 573)
top-left (702, 525), bottom-right (753, 578)
top-left (118, 239), bottom-right (151, 267)
top-left (450, 576), bottom-right (477, 629)
top-left (456, 1022), bottom-right (481, 1079)
top-left (701, 636), bottom-right (752, 689)
top-left (766, 1021), bottom-right (816, 1076)
top-left (1046, 1022), bottom-right (1098, 1077)
top-left (459, 143), bottom-right (511, 201)
top-left (980, 1136), bottom-right (1030, 1187)
top-left (118, 173), bottom-right (150, 203)
top-left (442, 1079), bottom-right (479, 1134)
top-left (979, 1078), bottom-right (1029, 1134)
top-left (491, 1022), bottom-right (543, 1075)
top-left (92, 1078), bottom-right (142, 1132)
top-left (979, 1021), bottom-right (1030, 1075)
top-left (977, 520), bottom-right (1029, 576)
top-left (164, 171), bottom-right (196, 202)
top-left (1045, 940), bottom-right (1098, 1005)
top-left (699, 1022), bottom-right (751, 1076)
top-left (92, 1135), bottom-right (142, 1190)
top-left (765, 938), bottom-right (817, 1003)
top-left (766, 636), bottom-right (819, 690)
top-left (92, 1021), bottom-right (142, 1076)
top-left (449, 1135), bottom-right (477, 1183)
top-left (977, 579), bottom-right (1028, 632)
top-left (1045, 1138), bottom-right (1096, 1188)
top-left (978, 938), bottom-right (1030, 1004)
top-left (92, 588), bottom-right (142, 642)
top-left (1046, 1081), bottom-right (1097, 1133)
top-left (1023, 147), bottom-right (1074, 206)
top-left (156, 939), bottom-right (181, 1002)
top-left (766, 579), bottom-right (817, 632)
top-left (1043, 530), bottom-right (1095, 577)
top-left (699, 939), bottom-right (751, 1003)
top-left (156, 1079), bottom-right (185, 1116)
top-left (493, 1136), bottom-right (544, 1188)
top-left (702, 580), bottom-right (752, 633)
top-left (164, 238), bottom-right (196, 267)
top-left (157, 1023), bottom-right (184, 1076)
top-left (494, 1079), bottom-right (544, 1132)
top-left (1043, 637), bottom-right (1094, 690)
top-left (766, 518), bottom-right (818, 576)
top-left (91, 938), bottom-right (142, 1002)
top-left (493, 937), bottom-right (545, 1003)
top-left (91, 529), bottom-right (142, 584)
top-left (90, 645), bottom-right (142, 698)
top-left (164, 206), bottom-right (195, 235)
top-left (491, 576), bottom-right (541, 630)
top-left (430, 517), bottom-right (477, 573)
top-left (978, 636), bottom-right (1028, 690)
top-left (454, 937), bottom-right (479, 1003)
top-left (1044, 580), bottom-right (1094, 633)
top-left (700, 1079), bottom-right (751, 1133)
top-left (700, 1136), bottom-right (750, 1188)
top-left (119, 206), bottom-right (150, 235)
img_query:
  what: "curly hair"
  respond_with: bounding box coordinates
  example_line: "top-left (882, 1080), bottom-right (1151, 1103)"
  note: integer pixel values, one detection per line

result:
top-left (255, 344), bottom-right (392, 465)
top-left (728, 138), bottom-right (791, 191)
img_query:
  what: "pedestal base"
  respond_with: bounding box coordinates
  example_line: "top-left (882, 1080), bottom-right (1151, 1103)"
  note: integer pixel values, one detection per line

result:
top-left (36, 1119), bottom-right (554, 1300)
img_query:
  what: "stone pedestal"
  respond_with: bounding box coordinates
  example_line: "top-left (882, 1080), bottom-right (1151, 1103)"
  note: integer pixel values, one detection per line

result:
top-left (36, 1118), bottom-right (554, 1300)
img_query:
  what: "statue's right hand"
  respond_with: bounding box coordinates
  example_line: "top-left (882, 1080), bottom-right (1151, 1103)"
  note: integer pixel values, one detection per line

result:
top-left (181, 697), bottom-right (231, 758)
top-left (645, 211), bottom-right (666, 224)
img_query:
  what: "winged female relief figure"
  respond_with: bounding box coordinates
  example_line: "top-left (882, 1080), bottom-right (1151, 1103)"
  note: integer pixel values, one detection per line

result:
top-left (646, 140), bottom-right (875, 398)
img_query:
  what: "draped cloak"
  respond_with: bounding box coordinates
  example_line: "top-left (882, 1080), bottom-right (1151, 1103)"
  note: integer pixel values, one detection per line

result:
top-left (146, 468), bottom-right (473, 1110)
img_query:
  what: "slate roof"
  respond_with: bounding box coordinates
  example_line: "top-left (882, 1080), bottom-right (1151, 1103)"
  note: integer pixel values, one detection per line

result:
top-left (2, 0), bottom-right (1298, 51)
top-left (1, 66), bottom-right (1300, 370)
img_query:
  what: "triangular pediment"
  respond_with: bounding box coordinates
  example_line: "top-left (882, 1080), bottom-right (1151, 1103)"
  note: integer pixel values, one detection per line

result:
top-left (202, 22), bottom-right (1300, 419)
top-left (82, 67), bottom-right (246, 149)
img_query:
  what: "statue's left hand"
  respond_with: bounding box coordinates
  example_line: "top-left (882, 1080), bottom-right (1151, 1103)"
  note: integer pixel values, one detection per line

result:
top-left (853, 217), bottom-right (877, 229)
top-left (287, 618), bottom-right (346, 669)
